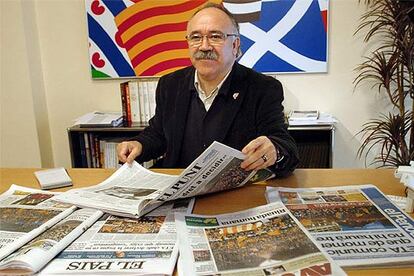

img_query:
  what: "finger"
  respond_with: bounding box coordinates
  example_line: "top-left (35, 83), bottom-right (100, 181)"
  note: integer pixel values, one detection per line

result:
top-left (241, 149), bottom-right (266, 170)
top-left (126, 146), bottom-right (140, 164)
top-left (117, 142), bottom-right (129, 163)
top-left (242, 137), bottom-right (263, 154)
top-left (240, 152), bottom-right (258, 170)
top-left (242, 153), bottom-right (271, 171)
top-left (241, 140), bottom-right (277, 170)
top-left (241, 137), bottom-right (267, 168)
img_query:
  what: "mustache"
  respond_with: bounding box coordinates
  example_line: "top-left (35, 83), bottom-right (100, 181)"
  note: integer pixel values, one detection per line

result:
top-left (193, 50), bottom-right (218, 60)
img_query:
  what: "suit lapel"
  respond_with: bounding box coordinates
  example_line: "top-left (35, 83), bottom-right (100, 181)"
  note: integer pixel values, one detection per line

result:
top-left (171, 68), bottom-right (194, 162)
top-left (214, 63), bottom-right (247, 142)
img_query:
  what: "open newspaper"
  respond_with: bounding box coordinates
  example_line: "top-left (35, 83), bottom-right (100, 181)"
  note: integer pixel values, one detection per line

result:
top-left (266, 184), bottom-right (414, 268)
top-left (0, 185), bottom-right (77, 262)
top-left (55, 141), bottom-right (260, 218)
top-left (175, 202), bottom-right (346, 276)
top-left (39, 198), bottom-right (194, 275)
top-left (0, 208), bottom-right (103, 275)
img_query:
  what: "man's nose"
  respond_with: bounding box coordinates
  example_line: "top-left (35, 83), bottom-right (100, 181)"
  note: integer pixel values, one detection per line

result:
top-left (199, 35), bottom-right (213, 50)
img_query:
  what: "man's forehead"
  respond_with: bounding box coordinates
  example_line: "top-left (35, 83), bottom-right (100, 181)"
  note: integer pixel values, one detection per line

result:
top-left (187, 7), bottom-right (233, 31)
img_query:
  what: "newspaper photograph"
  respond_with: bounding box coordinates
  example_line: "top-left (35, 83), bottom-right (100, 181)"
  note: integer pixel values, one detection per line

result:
top-left (39, 198), bottom-right (194, 275)
top-left (55, 141), bottom-right (257, 218)
top-left (0, 208), bottom-right (103, 275)
top-left (0, 185), bottom-right (76, 262)
top-left (155, 141), bottom-right (256, 203)
top-left (266, 184), bottom-right (414, 268)
top-left (175, 202), bottom-right (346, 276)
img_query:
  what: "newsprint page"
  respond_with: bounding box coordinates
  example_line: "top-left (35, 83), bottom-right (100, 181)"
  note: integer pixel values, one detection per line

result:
top-left (55, 141), bottom-right (258, 218)
top-left (266, 184), bottom-right (414, 268)
top-left (176, 202), bottom-right (346, 276)
top-left (40, 199), bottom-right (194, 275)
top-left (0, 185), bottom-right (102, 275)
top-left (0, 185), bottom-right (77, 262)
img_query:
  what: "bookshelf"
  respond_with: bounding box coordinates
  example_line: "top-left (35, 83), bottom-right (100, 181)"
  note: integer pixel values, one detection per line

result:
top-left (67, 124), bottom-right (334, 168)
top-left (288, 125), bottom-right (334, 168)
top-left (67, 125), bottom-right (147, 168)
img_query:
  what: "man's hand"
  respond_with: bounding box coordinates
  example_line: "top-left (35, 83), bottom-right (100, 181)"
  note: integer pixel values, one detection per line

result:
top-left (241, 136), bottom-right (277, 171)
top-left (117, 141), bottom-right (143, 164)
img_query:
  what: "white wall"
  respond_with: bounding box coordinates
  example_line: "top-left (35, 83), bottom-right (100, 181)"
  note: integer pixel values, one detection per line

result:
top-left (1, 0), bottom-right (389, 168)
top-left (1, 0), bottom-right (42, 167)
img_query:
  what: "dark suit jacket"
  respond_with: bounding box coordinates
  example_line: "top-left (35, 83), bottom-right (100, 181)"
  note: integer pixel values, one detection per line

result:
top-left (135, 62), bottom-right (299, 177)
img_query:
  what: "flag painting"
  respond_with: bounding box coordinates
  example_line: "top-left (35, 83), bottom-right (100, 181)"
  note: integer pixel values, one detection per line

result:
top-left (86, 0), bottom-right (328, 78)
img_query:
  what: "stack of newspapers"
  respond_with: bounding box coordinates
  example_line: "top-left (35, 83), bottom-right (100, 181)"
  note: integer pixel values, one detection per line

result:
top-left (288, 110), bottom-right (337, 126)
top-left (1, 141), bottom-right (414, 275)
top-left (72, 111), bottom-right (123, 128)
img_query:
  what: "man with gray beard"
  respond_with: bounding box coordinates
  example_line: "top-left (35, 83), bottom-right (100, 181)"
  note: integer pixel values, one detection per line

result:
top-left (117, 3), bottom-right (299, 177)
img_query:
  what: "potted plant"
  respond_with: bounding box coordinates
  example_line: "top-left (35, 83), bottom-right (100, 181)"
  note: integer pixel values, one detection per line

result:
top-left (354, 0), bottom-right (414, 167)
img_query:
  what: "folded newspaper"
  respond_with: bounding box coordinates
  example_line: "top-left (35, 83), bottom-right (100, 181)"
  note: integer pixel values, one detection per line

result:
top-left (55, 141), bottom-right (268, 218)
top-left (39, 199), bottom-right (194, 275)
top-left (175, 202), bottom-right (346, 275)
top-left (266, 184), bottom-right (414, 268)
top-left (0, 185), bottom-right (103, 275)
top-left (0, 185), bottom-right (76, 262)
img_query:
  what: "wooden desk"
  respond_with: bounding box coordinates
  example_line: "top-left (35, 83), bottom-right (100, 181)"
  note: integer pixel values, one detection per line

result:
top-left (1, 168), bottom-right (413, 275)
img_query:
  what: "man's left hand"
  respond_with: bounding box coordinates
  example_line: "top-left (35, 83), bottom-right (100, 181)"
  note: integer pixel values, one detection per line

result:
top-left (241, 136), bottom-right (276, 171)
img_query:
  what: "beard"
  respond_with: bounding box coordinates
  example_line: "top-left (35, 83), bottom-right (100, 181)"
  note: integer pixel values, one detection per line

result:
top-left (193, 50), bottom-right (218, 60)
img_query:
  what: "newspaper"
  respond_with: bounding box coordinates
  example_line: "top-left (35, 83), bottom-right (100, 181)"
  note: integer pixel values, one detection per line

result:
top-left (266, 184), bottom-right (414, 268)
top-left (55, 141), bottom-right (257, 218)
top-left (175, 202), bottom-right (346, 275)
top-left (0, 185), bottom-right (77, 262)
top-left (39, 198), bottom-right (194, 275)
top-left (0, 208), bottom-right (103, 275)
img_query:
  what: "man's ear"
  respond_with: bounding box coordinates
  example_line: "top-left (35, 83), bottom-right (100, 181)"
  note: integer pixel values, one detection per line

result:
top-left (233, 37), bottom-right (241, 58)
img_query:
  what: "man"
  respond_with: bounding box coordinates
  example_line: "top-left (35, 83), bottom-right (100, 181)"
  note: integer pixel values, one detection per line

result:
top-left (117, 3), bottom-right (299, 177)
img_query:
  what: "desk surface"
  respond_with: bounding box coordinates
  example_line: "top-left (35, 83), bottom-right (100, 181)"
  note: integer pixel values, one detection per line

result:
top-left (1, 168), bottom-right (413, 275)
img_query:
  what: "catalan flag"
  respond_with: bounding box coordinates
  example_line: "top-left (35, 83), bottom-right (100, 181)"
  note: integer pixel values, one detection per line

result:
top-left (114, 0), bottom-right (221, 77)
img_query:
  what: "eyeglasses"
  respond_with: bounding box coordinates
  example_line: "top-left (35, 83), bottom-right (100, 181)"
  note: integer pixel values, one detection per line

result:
top-left (185, 31), bottom-right (239, 47)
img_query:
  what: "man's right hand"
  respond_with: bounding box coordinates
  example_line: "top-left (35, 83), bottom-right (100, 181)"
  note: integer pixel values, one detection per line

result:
top-left (117, 141), bottom-right (143, 164)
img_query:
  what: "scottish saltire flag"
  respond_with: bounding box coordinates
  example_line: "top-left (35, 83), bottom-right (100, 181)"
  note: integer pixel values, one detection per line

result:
top-left (224, 0), bottom-right (328, 73)
top-left (86, 0), bottom-right (328, 78)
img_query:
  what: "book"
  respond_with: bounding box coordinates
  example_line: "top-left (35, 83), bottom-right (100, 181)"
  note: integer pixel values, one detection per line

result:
top-left (83, 132), bottom-right (92, 168)
top-left (89, 133), bottom-right (96, 168)
top-left (55, 141), bottom-right (266, 218)
top-left (266, 185), bottom-right (414, 268)
top-left (34, 167), bottom-right (73, 190)
top-left (125, 82), bottom-right (132, 126)
top-left (78, 133), bottom-right (87, 168)
top-left (148, 79), bottom-right (158, 119)
top-left (73, 111), bottom-right (123, 128)
top-left (138, 81), bottom-right (146, 124)
top-left (289, 110), bottom-right (319, 121)
top-left (142, 81), bottom-right (150, 124)
top-left (176, 202), bottom-right (346, 275)
top-left (100, 137), bottom-right (127, 169)
top-left (128, 80), bottom-right (141, 123)
top-left (120, 82), bottom-right (128, 126)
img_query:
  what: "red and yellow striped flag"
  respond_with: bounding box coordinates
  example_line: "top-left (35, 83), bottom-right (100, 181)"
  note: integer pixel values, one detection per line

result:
top-left (115, 0), bottom-right (222, 76)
